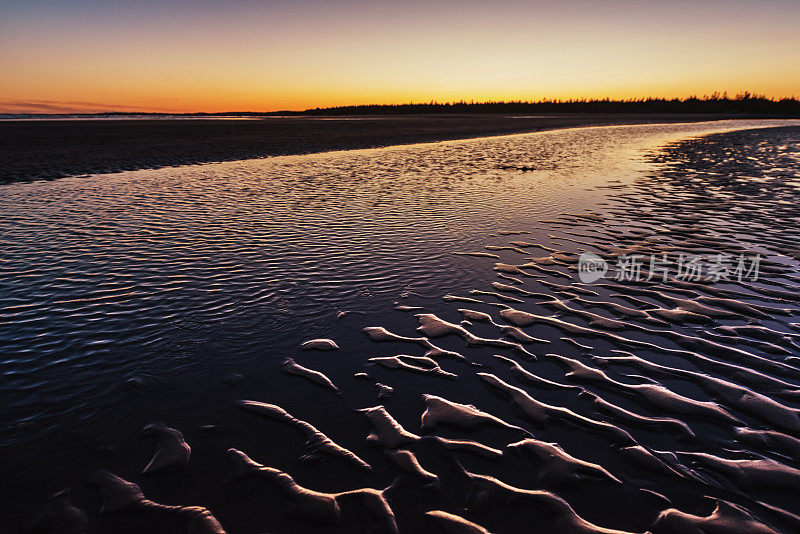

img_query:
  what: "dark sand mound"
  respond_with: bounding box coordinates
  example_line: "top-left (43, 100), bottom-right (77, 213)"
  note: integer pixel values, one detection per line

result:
top-left (0, 114), bottom-right (736, 182)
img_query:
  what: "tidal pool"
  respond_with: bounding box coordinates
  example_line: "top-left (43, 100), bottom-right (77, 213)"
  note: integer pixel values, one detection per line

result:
top-left (1, 120), bottom-right (799, 533)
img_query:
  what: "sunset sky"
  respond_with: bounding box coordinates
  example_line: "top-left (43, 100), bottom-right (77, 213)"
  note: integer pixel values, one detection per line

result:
top-left (1, 0), bottom-right (798, 113)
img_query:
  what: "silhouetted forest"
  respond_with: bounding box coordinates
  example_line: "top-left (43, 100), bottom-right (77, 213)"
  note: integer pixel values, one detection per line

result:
top-left (4, 93), bottom-right (798, 118)
top-left (300, 93), bottom-right (799, 115)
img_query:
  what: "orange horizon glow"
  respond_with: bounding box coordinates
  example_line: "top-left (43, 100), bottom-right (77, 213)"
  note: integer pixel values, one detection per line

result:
top-left (1, 0), bottom-right (799, 114)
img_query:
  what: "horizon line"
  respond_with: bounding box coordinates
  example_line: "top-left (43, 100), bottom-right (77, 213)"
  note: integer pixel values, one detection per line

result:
top-left (3, 93), bottom-right (800, 116)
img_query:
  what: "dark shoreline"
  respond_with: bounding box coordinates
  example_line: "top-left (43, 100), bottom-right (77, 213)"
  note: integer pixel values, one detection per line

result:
top-left (0, 113), bottom-right (762, 183)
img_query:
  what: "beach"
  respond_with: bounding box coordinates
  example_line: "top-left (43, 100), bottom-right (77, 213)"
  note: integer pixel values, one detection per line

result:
top-left (2, 119), bottom-right (800, 534)
top-left (4, 0), bottom-right (799, 529)
top-left (0, 114), bottom-right (747, 183)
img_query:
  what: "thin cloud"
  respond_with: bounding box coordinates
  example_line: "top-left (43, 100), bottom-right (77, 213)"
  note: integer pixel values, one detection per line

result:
top-left (0, 100), bottom-right (177, 114)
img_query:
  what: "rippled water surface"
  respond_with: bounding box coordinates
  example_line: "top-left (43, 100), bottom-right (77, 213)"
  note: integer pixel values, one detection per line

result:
top-left (2, 120), bottom-right (800, 533)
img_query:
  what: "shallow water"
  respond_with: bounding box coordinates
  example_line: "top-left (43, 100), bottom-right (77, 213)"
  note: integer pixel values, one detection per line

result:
top-left (2, 120), bottom-right (800, 533)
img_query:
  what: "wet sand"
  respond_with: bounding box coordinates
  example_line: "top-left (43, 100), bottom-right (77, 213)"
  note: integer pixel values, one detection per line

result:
top-left (0, 114), bottom-right (743, 182)
top-left (2, 120), bottom-right (800, 534)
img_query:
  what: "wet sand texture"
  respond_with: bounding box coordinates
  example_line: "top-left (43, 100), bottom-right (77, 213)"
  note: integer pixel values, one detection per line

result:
top-left (3, 122), bottom-right (800, 533)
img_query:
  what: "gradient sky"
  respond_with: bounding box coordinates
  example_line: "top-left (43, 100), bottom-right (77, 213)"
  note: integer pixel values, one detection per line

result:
top-left (1, 0), bottom-right (798, 113)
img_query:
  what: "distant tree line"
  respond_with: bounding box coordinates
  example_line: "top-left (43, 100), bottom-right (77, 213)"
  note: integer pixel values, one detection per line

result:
top-left (299, 93), bottom-right (799, 115)
top-left (7, 92), bottom-right (798, 118)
